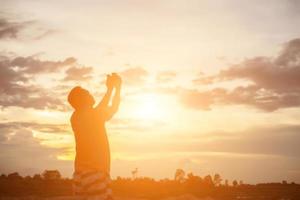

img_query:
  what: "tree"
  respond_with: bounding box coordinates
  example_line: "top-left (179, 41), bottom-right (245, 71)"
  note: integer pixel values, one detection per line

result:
top-left (174, 169), bottom-right (185, 183)
top-left (213, 174), bottom-right (222, 186)
top-left (24, 175), bottom-right (32, 181)
top-left (33, 174), bottom-right (42, 181)
top-left (203, 175), bottom-right (214, 186)
top-left (0, 174), bottom-right (7, 180)
top-left (224, 179), bottom-right (229, 186)
top-left (42, 170), bottom-right (61, 180)
top-left (232, 180), bottom-right (238, 187)
top-left (7, 172), bottom-right (22, 180)
top-left (131, 168), bottom-right (138, 179)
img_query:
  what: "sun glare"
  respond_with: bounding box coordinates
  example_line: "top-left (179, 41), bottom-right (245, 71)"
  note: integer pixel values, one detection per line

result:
top-left (134, 93), bottom-right (169, 121)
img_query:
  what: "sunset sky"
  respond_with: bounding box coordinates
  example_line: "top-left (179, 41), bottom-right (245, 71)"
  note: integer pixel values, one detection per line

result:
top-left (1, 0), bottom-right (300, 184)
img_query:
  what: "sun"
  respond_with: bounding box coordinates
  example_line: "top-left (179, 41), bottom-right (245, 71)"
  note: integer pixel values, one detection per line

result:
top-left (133, 93), bottom-right (168, 121)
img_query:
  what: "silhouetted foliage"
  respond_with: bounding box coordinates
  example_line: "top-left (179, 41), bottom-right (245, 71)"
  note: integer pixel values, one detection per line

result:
top-left (174, 168), bottom-right (185, 183)
top-left (42, 170), bottom-right (61, 180)
top-left (0, 169), bottom-right (299, 200)
top-left (213, 174), bottom-right (222, 186)
top-left (232, 180), bottom-right (238, 187)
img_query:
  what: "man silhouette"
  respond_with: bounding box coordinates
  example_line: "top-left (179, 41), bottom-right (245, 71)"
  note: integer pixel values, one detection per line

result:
top-left (68, 73), bottom-right (121, 200)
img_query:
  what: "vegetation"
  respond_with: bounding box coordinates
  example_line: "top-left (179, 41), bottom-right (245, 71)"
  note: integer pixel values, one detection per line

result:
top-left (0, 169), bottom-right (299, 200)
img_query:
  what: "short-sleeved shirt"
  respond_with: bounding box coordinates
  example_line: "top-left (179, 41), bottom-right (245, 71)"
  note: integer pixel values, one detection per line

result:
top-left (71, 108), bottom-right (110, 173)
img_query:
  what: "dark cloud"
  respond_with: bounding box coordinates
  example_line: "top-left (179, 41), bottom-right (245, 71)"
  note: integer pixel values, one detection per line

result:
top-left (0, 93), bottom-right (65, 110)
top-left (0, 55), bottom-right (76, 110)
top-left (287, 0), bottom-right (300, 15)
top-left (188, 38), bottom-right (300, 111)
top-left (120, 67), bottom-right (148, 85)
top-left (10, 56), bottom-right (76, 74)
top-left (0, 16), bottom-right (57, 40)
top-left (63, 66), bottom-right (93, 81)
top-left (156, 71), bottom-right (176, 83)
top-left (0, 121), bottom-right (72, 176)
top-left (0, 18), bottom-right (32, 39)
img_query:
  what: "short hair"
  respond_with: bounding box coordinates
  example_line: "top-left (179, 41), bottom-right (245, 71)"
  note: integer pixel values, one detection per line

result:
top-left (68, 86), bottom-right (93, 110)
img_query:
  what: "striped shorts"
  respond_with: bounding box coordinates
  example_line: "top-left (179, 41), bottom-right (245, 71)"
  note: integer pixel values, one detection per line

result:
top-left (73, 170), bottom-right (113, 200)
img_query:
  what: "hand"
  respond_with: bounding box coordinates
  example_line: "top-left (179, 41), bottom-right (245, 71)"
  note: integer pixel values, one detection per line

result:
top-left (112, 73), bottom-right (122, 89)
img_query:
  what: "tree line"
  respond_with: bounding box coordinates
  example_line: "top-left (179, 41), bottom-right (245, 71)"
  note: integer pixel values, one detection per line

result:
top-left (0, 169), bottom-right (299, 200)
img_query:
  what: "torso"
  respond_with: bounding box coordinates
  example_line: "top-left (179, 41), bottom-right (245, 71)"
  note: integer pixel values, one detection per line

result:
top-left (71, 108), bottom-right (110, 173)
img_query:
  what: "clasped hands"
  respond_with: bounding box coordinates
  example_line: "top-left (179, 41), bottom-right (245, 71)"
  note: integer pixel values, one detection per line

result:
top-left (106, 73), bottom-right (122, 90)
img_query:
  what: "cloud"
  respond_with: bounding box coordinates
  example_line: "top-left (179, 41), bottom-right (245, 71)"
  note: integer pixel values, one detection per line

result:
top-left (184, 124), bottom-right (300, 158)
top-left (0, 55), bottom-right (76, 110)
top-left (10, 56), bottom-right (76, 74)
top-left (63, 66), bottom-right (93, 81)
top-left (0, 18), bottom-right (32, 39)
top-left (110, 124), bottom-right (300, 182)
top-left (287, 0), bottom-right (300, 15)
top-left (117, 123), bottom-right (300, 159)
top-left (0, 16), bottom-right (57, 40)
top-left (187, 38), bottom-right (300, 111)
top-left (156, 71), bottom-right (176, 83)
top-left (178, 88), bottom-right (215, 110)
top-left (192, 72), bottom-right (214, 85)
top-left (120, 67), bottom-right (148, 85)
top-left (0, 94), bottom-right (66, 110)
top-left (33, 29), bottom-right (57, 40)
top-left (0, 121), bottom-right (72, 176)
top-left (0, 122), bottom-right (69, 136)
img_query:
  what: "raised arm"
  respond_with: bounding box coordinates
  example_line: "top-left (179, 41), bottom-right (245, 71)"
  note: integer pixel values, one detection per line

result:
top-left (103, 74), bottom-right (121, 121)
top-left (95, 75), bottom-right (114, 110)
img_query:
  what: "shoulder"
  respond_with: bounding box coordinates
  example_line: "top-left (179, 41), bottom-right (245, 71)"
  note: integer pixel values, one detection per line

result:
top-left (70, 110), bottom-right (84, 123)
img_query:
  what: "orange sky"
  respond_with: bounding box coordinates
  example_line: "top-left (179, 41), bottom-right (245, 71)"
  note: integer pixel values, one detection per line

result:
top-left (1, 0), bottom-right (300, 183)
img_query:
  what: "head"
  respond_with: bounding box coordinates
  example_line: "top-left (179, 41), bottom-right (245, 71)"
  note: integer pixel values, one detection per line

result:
top-left (68, 86), bottom-right (95, 110)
